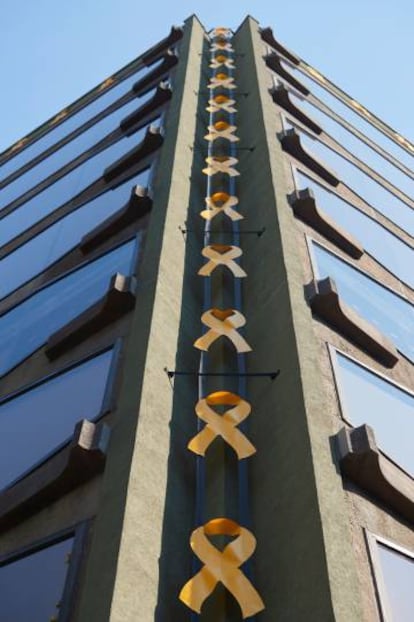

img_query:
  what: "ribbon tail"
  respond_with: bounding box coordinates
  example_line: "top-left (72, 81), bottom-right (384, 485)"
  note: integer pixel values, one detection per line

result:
top-left (223, 571), bottom-right (265, 618)
top-left (188, 427), bottom-right (217, 456)
top-left (179, 568), bottom-right (218, 614)
top-left (194, 330), bottom-right (218, 351)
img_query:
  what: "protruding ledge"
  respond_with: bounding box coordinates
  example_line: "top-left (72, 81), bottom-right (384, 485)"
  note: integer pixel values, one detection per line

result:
top-left (81, 186), bottom-right (152, 254)
top-left (307, 277), bottom-right (398, 367)
top-left (337, 425), bottom-right (414, 522)
top-left (133, 51), bottom-right (178, 96)
top-left (264, 52), bottom-right (309, 96)
top-left (46, 274), bottom-right (136, 360)
top-left (103, 125), bottom-right (163, 184)
top-left (121, 82), bottom-right (172, 136)
top-left (289, 188), bottom-right (363, 259)
top-left (142, 26), bottom-right (183, 66)
top-left (0, 420), bottom-right (110, 532)
top-left (280, 128), bottom-right (339, 186)
top-left (260, 27), bottom-right (300, 65)
top-left (271, 85), bottom-right (321, 135)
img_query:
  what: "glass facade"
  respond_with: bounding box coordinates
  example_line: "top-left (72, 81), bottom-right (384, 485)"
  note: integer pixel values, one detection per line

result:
top-left (0, 349), bottom-right (114, 490)
top-left (0, 168), bottom-right (149, 300)
top-left (312, 241), bottom-right (414, 362)
top-left (296, 171), bottom-right (413, 288)
top-left (0, 536), bottom-right (74, 622)
top-left (334, 352), bottom-right (414, 474)
top-left (0, 58), bottom-right (162, 182)
top-left (0, 88), bottom-right (156, 209)
top-left (377, 542), bottom-right (414, 622)
top-left (0, 238), bottom-right (137, 377)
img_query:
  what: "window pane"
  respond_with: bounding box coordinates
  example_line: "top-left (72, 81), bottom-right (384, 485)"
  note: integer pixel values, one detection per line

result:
top-left (0, 119), bottom-right (156, 248)
top-left (0, 61), bottom-right (158, 181)
top-left (0, 349), bottom-right (113, 490)
top-left (277, 61), bottom-right (414, 170)
top-left (0, 168), bottom-right (149, 300)
top-left (297, 171), bottom-right (414, 288)
top-left (335, 353), bottom-right (414, 474)
top-left (377, 543), bottom-right (414, 621)
top-left (289, 93), bottom-right (413, 197)
top-left (0, 536), bottom-right (74, 622)
top-left (297, 130), bottom-right (414, 236)
top-left (0, 89), bottom-right (155, 209)
top-left (0, 239), bottom-right (136, 377)
top-left (312, 242), bottom-right (414, 362)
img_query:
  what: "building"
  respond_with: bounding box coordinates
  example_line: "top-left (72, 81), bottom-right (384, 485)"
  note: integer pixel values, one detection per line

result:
top-left (0, 14), bottom-right (413, 622)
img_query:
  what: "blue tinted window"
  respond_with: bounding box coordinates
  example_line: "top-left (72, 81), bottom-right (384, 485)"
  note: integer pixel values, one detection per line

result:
top-left (297, 130), bottom-right (414, 236)
top-left (335, 352), bottom-right (414, 475)
top-left (0, 61), bottom-right (161, 181)
top-left (0, 349), bottom-right (114, 490)
top-left (0, 168), bottom-right (149, 300)
top-left (0, 239), bottom-right (136, 377)
top-left (290, 94), bottom-right (413, 198)
top-left (297, 171), bottom-right (414, 288)
top-left (312, 242), bottom-right (414, 362)
top-left (377, 543), bottom-right (414, 622)
top-left (0, 89), bottom-right (155, 209)
top-left (278, 61), bottom-right (414, 170)
top-left (0, 536), bottom-right (74, 622)
top-left (0, 118), bottom-right (158, 248)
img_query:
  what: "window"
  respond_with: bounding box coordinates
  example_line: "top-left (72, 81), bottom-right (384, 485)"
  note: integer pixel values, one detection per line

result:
top-left (0, 118), bottom-right (158, 248)
top-left (296, 171), bottom-right (413, 288)
top-left (0, 168), bottom-right (149, 300)
top-left (288, 92), bottom-right (413, 198)
top-left (0, 238), bottom-right (137, 377)
top-left (0, 348), bottom-right (115, 490)
top-left (277, 60), bottom-right (414, 170)
top-left (0, 535), bottom-right (75, 622)
top-left (296, 129), bottom-right (414, 236)
top-left (333, 350), bottom-right (414, 475)
top-left (0, 89), bottom-right (156, 209)
top-left (368, 534), bottom-right (414, 622)
top-left (0, 59), bottom-right (162, 182)
top-left (311, 241), bottom-right (414, 362)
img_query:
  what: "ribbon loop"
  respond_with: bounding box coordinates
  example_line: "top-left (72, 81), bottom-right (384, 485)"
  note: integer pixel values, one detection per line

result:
top-left (198, 244), bottom-right (246, 278)
top-left (179, 518), bottom-right (265, 618)
top-left (194, 308), bottom-right (252, 353)
top-left (188, 391), bottom-right (256, 458)
top-left (202, 156), bottom-right (239, 177)
top-left (200, 192), bottom-right (243, 222)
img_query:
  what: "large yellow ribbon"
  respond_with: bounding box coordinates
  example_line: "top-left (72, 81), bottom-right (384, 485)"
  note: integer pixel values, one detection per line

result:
top-left (202, 156), bottom-right (239, 177)
top-left (205, 121), bottom-right (239, 143)
top-left (188, 391), bottom-right (256, 458)
top-left (194, 308), bottom-right (252, 353)
top-left (179, 518), bottom-right (265, 618)
top-left (208, 74), bottom-right (236, 90)
top-left (200, 192), bottom-right (243, 222)
top-left (206, 95), bottom-right (237, 114)
top-left (210, 56), bottom-right (235, 69)
top-left (198, 244), bottom-right (246, 278)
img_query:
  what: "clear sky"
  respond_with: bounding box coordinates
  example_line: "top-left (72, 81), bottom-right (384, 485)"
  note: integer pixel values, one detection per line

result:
top-left (0, 0), bottom-right (413, 154)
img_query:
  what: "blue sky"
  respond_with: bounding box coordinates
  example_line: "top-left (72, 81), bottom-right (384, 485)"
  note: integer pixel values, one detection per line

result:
top-left (0, 0), bottom-right (413, 153)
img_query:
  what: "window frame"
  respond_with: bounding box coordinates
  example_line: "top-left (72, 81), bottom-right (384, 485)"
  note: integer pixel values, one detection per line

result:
top-left (0, 520), bottom-right (90, 622)
top-left (365, 529), bottom-right (414, 622)
top-left (0, 340), bottom-right (123, 491)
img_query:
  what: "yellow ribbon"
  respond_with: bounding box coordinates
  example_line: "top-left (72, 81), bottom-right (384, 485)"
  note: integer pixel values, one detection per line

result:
top-left (208, 74), bottom-right (236, 90)
top-left (206, 95), bottom-right (237, 113)
top-left (188, 391), bottom-right (256, 458)
top-left (210, 56), bottom-right (235, 69)
top-left (200, 192), bottom-right (243, 222)
top-left (210, 41), bottom-right (233, 52)
top-left (205, 121), bottom-right (239, 143)
top-left (198, 244), bottom-right (246, 278)
top-left (202, 156), bottom-right (239, 177)
top-left (179, 518), bottom-right (265, 618)
top-left (194, 308), bottom-right (252, 353)
top-left (211, 27), bottom-right (232, 37)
